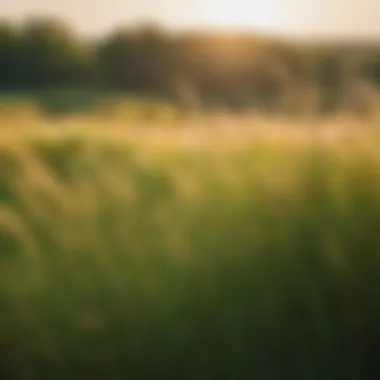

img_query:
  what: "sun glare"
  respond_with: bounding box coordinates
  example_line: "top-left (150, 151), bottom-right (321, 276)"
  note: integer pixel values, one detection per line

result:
top-left (199, 0), bottom-right (282, 31)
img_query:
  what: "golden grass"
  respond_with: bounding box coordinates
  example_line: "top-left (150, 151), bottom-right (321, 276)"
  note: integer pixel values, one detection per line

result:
top-left (1, 111), bottom-right (380, 379)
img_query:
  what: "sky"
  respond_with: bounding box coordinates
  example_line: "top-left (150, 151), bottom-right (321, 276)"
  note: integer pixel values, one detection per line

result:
top-left (0, 0), bottom-right (380, 39)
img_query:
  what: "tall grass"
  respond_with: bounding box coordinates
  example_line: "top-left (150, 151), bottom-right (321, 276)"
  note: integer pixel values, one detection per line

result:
top-left (1, 123), bottom-right (380, 379)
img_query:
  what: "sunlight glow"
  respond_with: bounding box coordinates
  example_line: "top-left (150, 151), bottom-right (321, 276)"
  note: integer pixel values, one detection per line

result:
top-left (0, 0), bottom-right (379, 39)
top-left (200, 1), bottom-right (281, 30)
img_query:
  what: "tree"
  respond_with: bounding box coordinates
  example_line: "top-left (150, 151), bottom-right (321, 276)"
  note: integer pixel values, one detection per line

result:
top-left (97, 23), bottom-right (170, 93)
top-left (18, 17), bottom-right (94, 88)
top-left (359, 54), bottom-right (380, 87)
top-left (0, 21), bottom-right (21, 88)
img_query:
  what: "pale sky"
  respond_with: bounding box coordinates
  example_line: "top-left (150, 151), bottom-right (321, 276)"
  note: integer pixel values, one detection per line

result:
top-left (0, 0), bottom-right (379, 39)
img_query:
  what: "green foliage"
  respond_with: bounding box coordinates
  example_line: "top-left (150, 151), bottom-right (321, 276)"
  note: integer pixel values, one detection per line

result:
top-left (0, 21), bottom-right (22, 86)
top-left (36, 88), bottom-right (101, 116)
top-left (1, 127), bottom-right (380, 378)
top-left (97, 23), bottom-right (171, 93)
top-left (0, 17), bottom-right (94, 89)
top-left (1, 16), bottom-right (380, 117)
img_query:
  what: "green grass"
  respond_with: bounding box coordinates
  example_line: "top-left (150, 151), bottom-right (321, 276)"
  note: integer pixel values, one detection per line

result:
top-left (1, 124), bottom-right (380, 379)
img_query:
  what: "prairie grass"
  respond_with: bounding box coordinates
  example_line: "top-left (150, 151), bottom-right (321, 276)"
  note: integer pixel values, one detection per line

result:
top-left (1, 119), bottom-right (380, 379)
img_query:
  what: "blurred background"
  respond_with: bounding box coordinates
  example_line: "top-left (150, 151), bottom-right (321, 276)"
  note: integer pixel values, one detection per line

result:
top-left (0, 0), bottom-right (379, 119)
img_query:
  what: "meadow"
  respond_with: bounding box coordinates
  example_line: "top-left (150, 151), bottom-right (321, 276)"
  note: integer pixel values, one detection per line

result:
top-left (1, 101), bottom-right (380, 379)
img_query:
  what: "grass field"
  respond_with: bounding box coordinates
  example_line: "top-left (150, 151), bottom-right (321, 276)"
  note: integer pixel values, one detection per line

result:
top-left (1, 111), bottom-right (380, 379)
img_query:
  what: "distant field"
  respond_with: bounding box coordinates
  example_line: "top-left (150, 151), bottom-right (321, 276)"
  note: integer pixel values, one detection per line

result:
top-left (1, 117), bottom-right (380, 379)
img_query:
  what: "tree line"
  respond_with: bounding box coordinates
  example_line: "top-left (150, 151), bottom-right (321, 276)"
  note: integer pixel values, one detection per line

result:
top-left (1, 17), bottom-right (380, 115)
